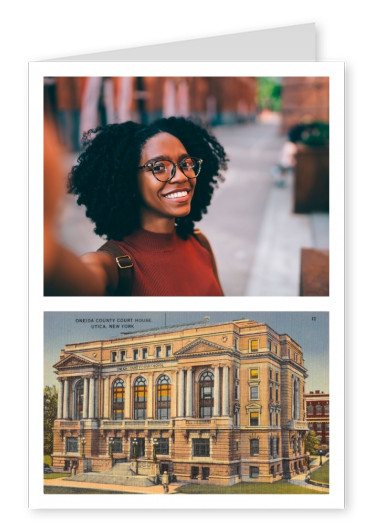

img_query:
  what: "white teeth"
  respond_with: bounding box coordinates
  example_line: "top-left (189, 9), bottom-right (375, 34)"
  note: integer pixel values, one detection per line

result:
top-left (165, 191), bottom-right (188, 199)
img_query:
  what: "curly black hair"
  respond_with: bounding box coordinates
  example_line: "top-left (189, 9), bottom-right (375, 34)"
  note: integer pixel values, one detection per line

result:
top-left (68, 116), bottom-right (228, 240)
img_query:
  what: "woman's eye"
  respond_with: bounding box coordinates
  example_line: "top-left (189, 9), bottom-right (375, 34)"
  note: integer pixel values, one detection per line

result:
top-left (182, 158), bottom-right (195, 169)
top-left (153, 162), bottom-right (168, 173)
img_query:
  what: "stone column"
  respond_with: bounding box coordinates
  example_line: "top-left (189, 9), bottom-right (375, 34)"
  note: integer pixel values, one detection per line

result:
top-left (147, 374), bottom-right (154, 419)
top-left (63, 379), bottom-right (69, 419)
top-left (57, 379), bottom-right (63, 419)
top-left (222, 366), bottom-right (229, 416)
top-left (178, 369), bottom-right (185, 417)
top-left (124, 374), bottom-right (131, 418)
top-left (83, 377), bottom-right (89, 419)
top-left (170, 371), bottom-right (177, 418)
top-left (103, 377), bottom-right (110, 419)
top-left (88, 377), bottom-right (95, 419)
top-left (186, 368), bottom-right (193, 417)
top-left (214, 366), bottom-right (220, 416)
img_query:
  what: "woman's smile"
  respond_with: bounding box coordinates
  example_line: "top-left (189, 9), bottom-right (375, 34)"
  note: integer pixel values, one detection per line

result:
top-left (137, 132), bottom-right (196, 231)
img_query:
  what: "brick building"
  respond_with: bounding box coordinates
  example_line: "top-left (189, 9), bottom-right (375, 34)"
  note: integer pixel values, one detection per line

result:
top-left (304, 390), bottom-right (329, 448)
top-left (280, 77), bottom-right (329, 135)
top-left (52, 318), bottom-right (309, 485)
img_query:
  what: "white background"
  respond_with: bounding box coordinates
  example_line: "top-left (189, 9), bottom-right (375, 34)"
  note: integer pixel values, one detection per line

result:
top-left (1, 0), bottom-right (372, 527)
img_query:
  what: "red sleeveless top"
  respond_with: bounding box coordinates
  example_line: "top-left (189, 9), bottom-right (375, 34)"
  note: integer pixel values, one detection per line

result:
top-left (114, 229), bottom-right (223, 296)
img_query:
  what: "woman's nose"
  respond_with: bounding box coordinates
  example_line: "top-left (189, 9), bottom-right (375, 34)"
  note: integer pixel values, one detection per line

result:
top-left (169, 164), bottom-right (188, 182)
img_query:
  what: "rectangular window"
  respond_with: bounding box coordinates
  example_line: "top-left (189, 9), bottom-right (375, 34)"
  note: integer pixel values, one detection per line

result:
top-left (250, 340), bottom-right (258, 352)
top-left (112, 437), bottom-right (123, 453)
top-left (250, 412), bottom-right (259, 426)
top-left (267, 339), bottom-right (272, 351)
top-left (155, 346), bottom-right (162, 358)
top-left (234, 382), bottom-right (239, 400)
top-left (269, 369), bottom-right (273, 380)
top-left (120, 350), bottom-right (126, 361)
top-left (133, 349), bottom-right (139, 360)
top-left (250, 466), bottom-right (259, 478)
top-left (235, 367), bottom-right (239, 379)
top-left (155, 438), bottom-right (169, 455)
top-left (250, 368), bottom-right (259, 380)
top-left (275, 344), bottom-right (278, 354)
top-left (276, 388), bottom-right (279, 402)
top-left (202, 467), bottom-right (210, 480)
top-left (250, 438), bottom-right (259, 455)
top-left (142, 347), bottom-right (148, 359)
top-left (111, 351), bottom-right (117, 362)
top-left (276, 373), bottom-right (279, 382)
top-left (269, 385), bottom-right (273, 400)
top-left (193, 438), bottom-right (210, 457)
top-left (191, 466), bottom-right (199, 479)
top-left (250, 386), bottom-right (259, 400)
top-left (66, 437), bottom-right (78, 453)
top-left (165, 345), bottom-right (172, 357)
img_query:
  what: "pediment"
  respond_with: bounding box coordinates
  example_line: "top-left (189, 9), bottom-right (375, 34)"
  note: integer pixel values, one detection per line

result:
top-left (175, 338), bottom-right (231, 357)
top-left (53, 354), bottom-right (97, 370)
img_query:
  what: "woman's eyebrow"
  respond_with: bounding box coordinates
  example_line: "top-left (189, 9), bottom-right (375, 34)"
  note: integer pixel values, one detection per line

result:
top-left (145, 153), bottom-right (190, 164)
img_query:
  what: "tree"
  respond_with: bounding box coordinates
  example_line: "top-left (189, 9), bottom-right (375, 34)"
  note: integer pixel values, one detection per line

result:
top-left (304, 430), bottom-right (320, 455)
top-left (44, 385), bottom-right (58, 456)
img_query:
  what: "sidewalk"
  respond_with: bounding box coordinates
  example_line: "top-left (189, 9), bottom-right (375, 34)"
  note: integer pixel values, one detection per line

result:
top-left (287, 456), bottom-right (329, 493)
top-left (245, 173), bottom-right (329, 296)
top-left (44, 476), bottom-right (181, 494)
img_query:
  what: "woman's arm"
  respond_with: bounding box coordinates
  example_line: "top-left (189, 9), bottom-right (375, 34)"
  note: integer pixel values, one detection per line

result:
top-left (44, 117), bottom-right (118, 296)
top-left (44, 232), bottom-right (118, 296)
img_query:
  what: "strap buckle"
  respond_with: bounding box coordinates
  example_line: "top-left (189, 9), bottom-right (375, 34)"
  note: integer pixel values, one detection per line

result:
top-left (115, 255), bottom-right (133, 269)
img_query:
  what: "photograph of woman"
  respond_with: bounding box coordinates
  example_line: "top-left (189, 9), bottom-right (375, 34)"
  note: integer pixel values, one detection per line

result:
top-left (44, 116), bottom-right (227, 296)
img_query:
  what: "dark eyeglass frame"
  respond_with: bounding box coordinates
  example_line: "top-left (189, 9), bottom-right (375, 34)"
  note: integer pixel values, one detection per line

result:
top-left (138, 156), bottom-right (203, 182)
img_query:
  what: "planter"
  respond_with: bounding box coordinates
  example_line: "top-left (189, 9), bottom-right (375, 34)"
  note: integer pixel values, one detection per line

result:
top-left (294, 143), bottom-right (329, 213)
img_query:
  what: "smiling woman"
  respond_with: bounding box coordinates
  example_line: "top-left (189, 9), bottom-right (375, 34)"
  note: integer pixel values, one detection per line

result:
top-left (44, 117), bottom-right (228, 296)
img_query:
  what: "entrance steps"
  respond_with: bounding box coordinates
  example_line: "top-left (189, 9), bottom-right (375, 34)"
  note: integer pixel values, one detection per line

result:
top-left (65, 462), bottom-right (157, 487)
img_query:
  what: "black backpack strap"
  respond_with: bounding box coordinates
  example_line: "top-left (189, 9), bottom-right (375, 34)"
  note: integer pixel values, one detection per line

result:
top-left (193, 229), bottom-right (223, 294)
top-left (97, 240), bottom-right (134, 296)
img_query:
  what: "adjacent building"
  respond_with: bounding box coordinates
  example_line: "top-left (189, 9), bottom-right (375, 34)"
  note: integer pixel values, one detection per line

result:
top-left (304, 390), bottom-right (329, 449)
top-left (52, 318), bottom-right (309, 485)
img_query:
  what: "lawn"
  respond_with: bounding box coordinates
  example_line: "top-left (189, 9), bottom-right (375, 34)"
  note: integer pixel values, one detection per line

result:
top-left (176, 481), bottom-right (325, 495)
top-left (309, 461), bottom-right (329, 484)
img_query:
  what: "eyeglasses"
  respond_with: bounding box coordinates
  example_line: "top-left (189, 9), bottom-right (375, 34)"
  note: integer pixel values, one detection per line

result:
top-left (138, 156), bottom-right (203, 182)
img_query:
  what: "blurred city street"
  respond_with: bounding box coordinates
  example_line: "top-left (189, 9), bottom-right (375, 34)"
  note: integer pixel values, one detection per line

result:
top-left (58, 120), bottom-right (328, 296)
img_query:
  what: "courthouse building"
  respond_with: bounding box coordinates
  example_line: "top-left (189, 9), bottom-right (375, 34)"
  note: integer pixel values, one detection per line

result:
top-left (52, 318), bottom-right (309, 485)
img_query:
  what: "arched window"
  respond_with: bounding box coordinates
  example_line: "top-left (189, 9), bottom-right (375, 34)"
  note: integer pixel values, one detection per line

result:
top-left (112, 378), bottom-right (125, 420)
top-left (199, 370), bottom-right (214, 418)
top-left (156, 375), bottom-right (171, 420)
top-left (134, 376), bottom-right (147, 420)
top-left (75, 379), bottom-right (84, 420)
